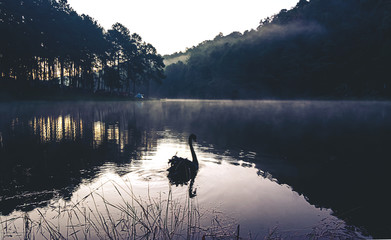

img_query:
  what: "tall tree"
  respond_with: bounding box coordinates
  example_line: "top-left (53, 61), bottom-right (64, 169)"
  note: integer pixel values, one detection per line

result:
top-left (1, 1), bottom-right (164, 98)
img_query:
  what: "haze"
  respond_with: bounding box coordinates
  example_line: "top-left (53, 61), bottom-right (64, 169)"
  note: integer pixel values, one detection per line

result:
top-left (67, 0), bottom-right (299, 55)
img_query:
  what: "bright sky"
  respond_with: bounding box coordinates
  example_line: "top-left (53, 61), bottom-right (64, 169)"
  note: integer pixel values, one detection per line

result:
top-left (67, 0), bottom-right (299, 55)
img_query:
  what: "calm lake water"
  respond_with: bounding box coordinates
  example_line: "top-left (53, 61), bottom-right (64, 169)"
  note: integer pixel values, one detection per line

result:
top-left (1, 100), bottom-right (391, 239)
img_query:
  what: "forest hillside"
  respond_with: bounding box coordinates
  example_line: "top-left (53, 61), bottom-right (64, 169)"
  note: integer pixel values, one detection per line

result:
top-left (153, 0), bottom-right (391, 99)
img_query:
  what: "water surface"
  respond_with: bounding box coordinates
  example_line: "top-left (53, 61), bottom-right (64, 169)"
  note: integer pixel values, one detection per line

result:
top-left (1, 100), bottom-right (390, 238)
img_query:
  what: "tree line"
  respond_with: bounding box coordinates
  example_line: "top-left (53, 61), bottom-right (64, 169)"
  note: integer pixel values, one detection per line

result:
top-left (0, 0), bottom-right (164, 99)
top-left (154, 0), bottom-right (391, 99)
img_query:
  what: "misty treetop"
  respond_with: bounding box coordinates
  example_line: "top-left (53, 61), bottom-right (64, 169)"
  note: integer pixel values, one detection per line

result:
top-left (0, 0), bottom-right (164, 99)
top-left (156, 0), bottom-right (391, 99)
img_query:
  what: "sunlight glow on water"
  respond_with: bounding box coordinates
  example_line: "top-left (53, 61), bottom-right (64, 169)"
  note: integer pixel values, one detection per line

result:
top-left (3, 135), bottom-right (340, 239)
top-left (27, 115), bottom-right (82, 142)
top-left (2, 100), bottom-right (387, 238)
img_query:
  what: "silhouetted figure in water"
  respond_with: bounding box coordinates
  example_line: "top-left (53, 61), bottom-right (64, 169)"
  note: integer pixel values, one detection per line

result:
top-left (167, 134), bottom-right (198, 197)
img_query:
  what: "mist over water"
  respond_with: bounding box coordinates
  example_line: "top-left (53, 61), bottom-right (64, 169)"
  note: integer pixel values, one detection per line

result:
top-left (1, 100), bottom-right (390, 238)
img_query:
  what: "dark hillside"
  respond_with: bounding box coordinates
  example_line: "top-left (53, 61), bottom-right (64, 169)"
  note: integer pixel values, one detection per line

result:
top-left (154, 0), bottom-right (391, 99)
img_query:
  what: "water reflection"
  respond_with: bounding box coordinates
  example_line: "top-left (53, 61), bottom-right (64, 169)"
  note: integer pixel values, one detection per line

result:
top-left (0, 103), bottom-right (157, 216)
top-left (27, 115), bottom-right (82, 142)
top-left (0, 100), bottom-right (390, 238)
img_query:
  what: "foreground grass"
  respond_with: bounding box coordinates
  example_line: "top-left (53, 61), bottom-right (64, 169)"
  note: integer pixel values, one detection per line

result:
top-left (0, 179), bottom-right (242, 240)
top-left (0, 179), bottom-right (365, 240)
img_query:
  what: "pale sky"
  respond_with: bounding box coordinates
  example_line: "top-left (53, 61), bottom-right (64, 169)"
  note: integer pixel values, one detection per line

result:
top-left (67, 0), bottom-right (299, 55)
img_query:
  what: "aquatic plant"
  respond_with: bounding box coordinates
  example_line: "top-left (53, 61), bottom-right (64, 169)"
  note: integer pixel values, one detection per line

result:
top-left (0, 179), bottom-right (242, 240)
top-left (0, 177), bottom-right (365, 240)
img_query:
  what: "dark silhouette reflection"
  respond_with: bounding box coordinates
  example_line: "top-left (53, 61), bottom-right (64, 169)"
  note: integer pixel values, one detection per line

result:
top-left (166, 100), bottom-right (391, 238)
top-left (167, 134), bottom-right (199, 198)
top-left (0, 102), bottom-right (157, 215)
top-left (1, 100), bottom-right (391, 238)
top-left (124, 99), bottom-right (390, 238)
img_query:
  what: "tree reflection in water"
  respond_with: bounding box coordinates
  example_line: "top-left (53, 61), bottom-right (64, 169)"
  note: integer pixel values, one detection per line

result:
top-left (0, 100), bottom-right (390, 238)
top-left (0, 102), bottom-right (152, 215)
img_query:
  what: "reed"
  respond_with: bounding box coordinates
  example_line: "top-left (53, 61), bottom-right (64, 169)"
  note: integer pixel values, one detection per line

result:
top-left (0, 178), bottom-right (363, 239)
top-left (0, 179), bottom-right (242, 240)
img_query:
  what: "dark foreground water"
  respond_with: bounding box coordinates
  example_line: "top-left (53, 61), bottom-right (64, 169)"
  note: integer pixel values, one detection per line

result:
top-left (1, 100), bottom-right (390, 239)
